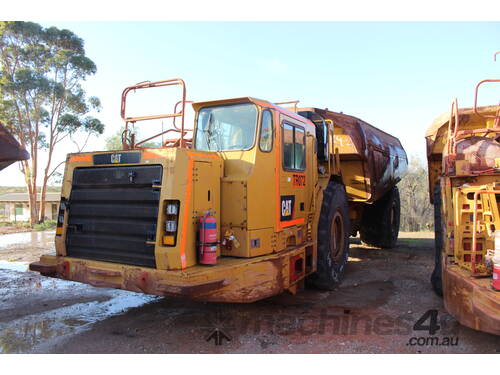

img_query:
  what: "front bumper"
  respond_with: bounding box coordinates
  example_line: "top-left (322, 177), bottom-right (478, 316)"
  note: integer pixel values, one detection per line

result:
top-left (443, 258), bottom-right (500, 336)
top-left (29, 244), bottom-right (310, 303)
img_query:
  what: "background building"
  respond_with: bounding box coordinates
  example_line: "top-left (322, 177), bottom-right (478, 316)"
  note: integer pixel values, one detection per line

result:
top-left (0, 192), bottom-right (60, 222)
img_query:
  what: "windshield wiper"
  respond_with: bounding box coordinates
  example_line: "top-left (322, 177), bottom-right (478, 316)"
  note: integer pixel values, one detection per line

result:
top-left (206, 112), bottom-right (221, 151)
top-left (200, 112), bottom-right (214, 150)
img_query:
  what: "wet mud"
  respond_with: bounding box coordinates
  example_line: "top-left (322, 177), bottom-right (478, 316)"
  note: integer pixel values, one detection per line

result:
top-left (0, 231), bottom-right (498, 353)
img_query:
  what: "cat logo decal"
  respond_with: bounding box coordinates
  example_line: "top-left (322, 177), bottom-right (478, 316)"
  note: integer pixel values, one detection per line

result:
top-left (280, 195), bottom-right (295, 221)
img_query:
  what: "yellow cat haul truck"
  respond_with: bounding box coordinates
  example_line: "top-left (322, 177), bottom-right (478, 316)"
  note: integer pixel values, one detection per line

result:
top-left (425, 78), bottom-right (500, 335)
top-left (30, 79), bottom-right (407, 302)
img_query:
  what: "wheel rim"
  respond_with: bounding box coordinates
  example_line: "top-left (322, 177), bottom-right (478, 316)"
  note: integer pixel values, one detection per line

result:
top-left (330, 210), bottom-right (345, 262)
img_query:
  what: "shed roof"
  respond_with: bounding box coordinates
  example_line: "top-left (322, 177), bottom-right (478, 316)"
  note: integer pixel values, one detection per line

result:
top-left (0, 192), bottom-right (60, 202)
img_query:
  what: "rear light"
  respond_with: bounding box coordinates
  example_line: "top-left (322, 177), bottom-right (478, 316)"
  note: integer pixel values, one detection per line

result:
top-left (166, 220), bottom-right (177, 232)
top-left (163, 200), bottom-right (180, 246)
top-left (163, 235), bottom-right (176, 246)
top-left (55, 198), bottom-right (67, 236)
top-left (166, 203), bottom-right (178, 215)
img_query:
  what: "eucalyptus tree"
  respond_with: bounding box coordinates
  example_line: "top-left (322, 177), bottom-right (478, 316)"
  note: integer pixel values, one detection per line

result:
top-left (0, 21), bottom-right (104, 224)
top-left (398, 156), bottom-right (433, 232)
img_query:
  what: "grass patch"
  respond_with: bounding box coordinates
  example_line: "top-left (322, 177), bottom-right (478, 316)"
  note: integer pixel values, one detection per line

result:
top-left (33, 220), bottom-right (56, 231)
top-left (0, 221), bottom-right (30, 228)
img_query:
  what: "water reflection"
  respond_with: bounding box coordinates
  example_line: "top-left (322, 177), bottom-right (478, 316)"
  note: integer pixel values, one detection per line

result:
top-left (0, 318), bottom-right (83, 353)
top-left (0, 286), bottom-right (157, 353)
top-left (0, 230), bottom-right (54, 250)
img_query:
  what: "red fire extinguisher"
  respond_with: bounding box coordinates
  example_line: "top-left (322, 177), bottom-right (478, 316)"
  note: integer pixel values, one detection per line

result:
top-left (199, 211), bottom-right (218, 265)
top-left (493, 264), bottom-right (500, 291)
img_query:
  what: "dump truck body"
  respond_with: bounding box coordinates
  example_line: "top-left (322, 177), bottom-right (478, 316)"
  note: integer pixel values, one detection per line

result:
top-left (426, 102), bottom-right (500, 336)
top-left (300, 108), bottom-right (407, 203)
top-left (0, 122), bottom-right (29, 171)
top-left (30, 79), bottom-right (407, 302)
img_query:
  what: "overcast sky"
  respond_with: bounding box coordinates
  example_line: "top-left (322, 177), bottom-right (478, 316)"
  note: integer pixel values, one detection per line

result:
top-left (2, 21), bottom-right (500, 185)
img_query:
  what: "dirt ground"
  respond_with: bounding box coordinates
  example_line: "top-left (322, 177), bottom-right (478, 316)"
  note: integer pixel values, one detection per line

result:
top-left (0, 225), bottom-right (31, 235)
top-left (0, 231), bottom-right (498, 354)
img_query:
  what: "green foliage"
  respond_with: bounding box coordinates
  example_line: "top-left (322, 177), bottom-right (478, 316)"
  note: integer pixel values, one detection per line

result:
top-left (32, 219), bottom-right (56, 231)
top-left (104, 126), bottom-right (124, 151)
top-left (0, 221), bottom-right (31, 228)
top-left (399, 156), bottom-right (434, 232)
top-left (0, 21), bottom-right (104, 141)
top-left (0, 21), bottom-right (105, 224)
top-left (104, 126), bottom-right (160, 150)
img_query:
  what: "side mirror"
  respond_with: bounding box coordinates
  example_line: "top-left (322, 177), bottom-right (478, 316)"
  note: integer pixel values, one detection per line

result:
top-left (316, 120), bottom-right (329, 162)
top-left (298, 111), bottom-right (329, 162)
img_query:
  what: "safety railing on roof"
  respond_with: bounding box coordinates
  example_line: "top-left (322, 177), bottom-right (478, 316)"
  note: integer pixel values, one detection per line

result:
top-left (275, 100), bottom-right (300, 112)
top-left (120, 78), bottom-right (191, 149)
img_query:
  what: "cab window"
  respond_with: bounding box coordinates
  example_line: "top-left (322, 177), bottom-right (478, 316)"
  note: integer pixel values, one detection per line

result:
top-left (259, 110), bottom-right (273, 152)
top-left (283, 122), bottom-right (305, 171)
top-left (195, 103), bottom-right (258, 151)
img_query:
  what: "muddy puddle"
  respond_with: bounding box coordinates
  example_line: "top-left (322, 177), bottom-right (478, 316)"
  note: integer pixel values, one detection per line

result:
top-left (0, 267), bottom-right (158, 353)
top-left (0, 230), bottom-right (54, 250)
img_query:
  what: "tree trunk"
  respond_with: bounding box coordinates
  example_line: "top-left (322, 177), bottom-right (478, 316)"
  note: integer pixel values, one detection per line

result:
top-left (22, 159), bottom-right (38, 225)
top-left (28, 170), bottom-right (38, 226)
top-left (39, 175), bottom-right (49, 222)
top-left (39, 134), bottom-right (56, 223)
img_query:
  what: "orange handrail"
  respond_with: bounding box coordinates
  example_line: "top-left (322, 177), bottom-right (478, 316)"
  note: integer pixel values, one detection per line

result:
top-left (173, 100), bottom-right (193, 131)
top-left (120, 78), bottom-right (188, 148)
top-left (473, 79), bottom-right (500, 120)
top-left (275, 100), bottom-right (300, 112)
top-left (447, 98), bottom-right (459, 155)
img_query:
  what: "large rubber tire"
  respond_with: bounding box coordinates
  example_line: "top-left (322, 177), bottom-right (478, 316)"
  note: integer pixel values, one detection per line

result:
top-left (360, 186), bottom-right (401, 248)
top-left (431, 184), bottom-right (443, 297)
top-left (307, 181), bottom-right (350, 290)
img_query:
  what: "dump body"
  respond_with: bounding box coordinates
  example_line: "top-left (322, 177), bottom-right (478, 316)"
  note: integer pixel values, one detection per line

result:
top-left (301, 108), bottom-right (407, 203)
top-left (0, 122), bottom-right (29, 171)
top-left (30, 81), bottom-right (407, 303)
top-left (426, 105), bottom-right (500, 336)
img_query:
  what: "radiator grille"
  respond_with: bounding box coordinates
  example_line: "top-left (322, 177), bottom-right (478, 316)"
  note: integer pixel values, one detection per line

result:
top-left (66, 165), bottom-right (162, 267)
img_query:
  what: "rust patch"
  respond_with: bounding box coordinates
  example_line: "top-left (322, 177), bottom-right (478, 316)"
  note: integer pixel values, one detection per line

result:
top-left (70, 261), bottom-right (90, 283)
top-left (29, 261), bottom-right (56, 276)
top-left (56, 261), bottom-right (70, 279)
top-left (157, 279), bottom-right (228, 298)
top-left (87, 279), bottom-right (122, 289)
top-left (28, 245), bottom-right (304, 303)
top-left (443, 262), bottom-right (500, 336)
top-left (203, 257), bottom-right (285, 303)
top-left (87, 268), bottom-right (121, 277)
top-left (124, 269), bottom-right (158, 294)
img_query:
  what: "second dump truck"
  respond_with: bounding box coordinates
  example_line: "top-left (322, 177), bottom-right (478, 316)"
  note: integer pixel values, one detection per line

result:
top-left (30, 79), bottom-right (407, 302)
top-left (426, 77), bottom-right (500, 335)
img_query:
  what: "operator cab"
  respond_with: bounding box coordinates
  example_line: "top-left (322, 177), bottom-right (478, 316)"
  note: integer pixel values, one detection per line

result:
top-left (194, 102), bottom-right (258, 152)
top-left (191, 97), bottom-right (317, 258)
